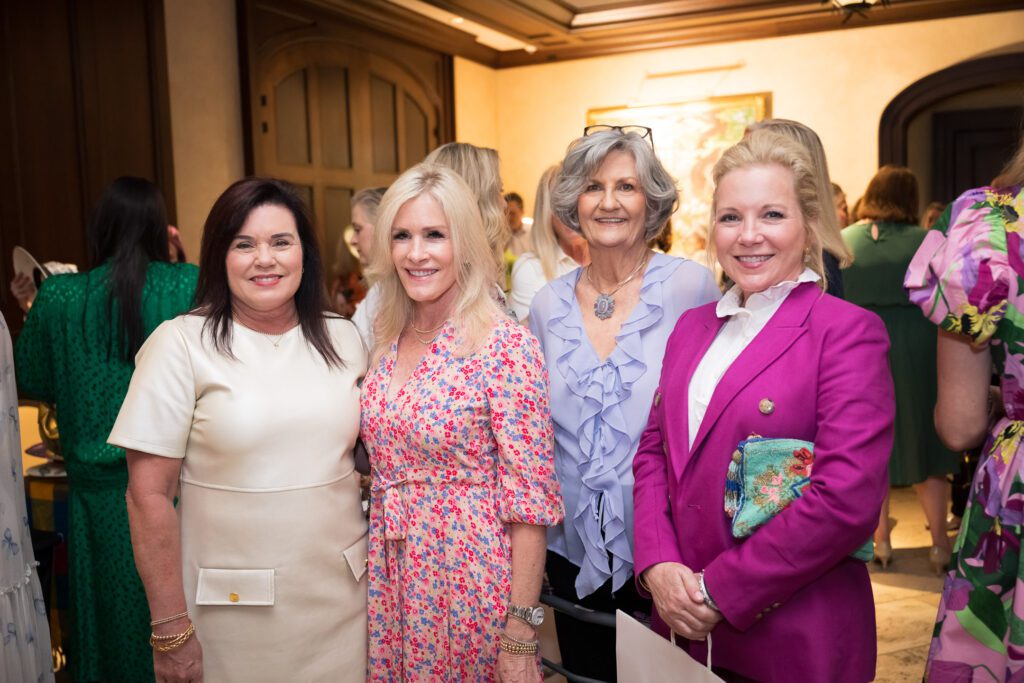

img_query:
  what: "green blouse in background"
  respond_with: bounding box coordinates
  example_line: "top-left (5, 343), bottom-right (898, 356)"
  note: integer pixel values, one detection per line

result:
top-left (15, 261), bottom-right (197, 683)
top-left (842, 221), bottom-right (956, 486)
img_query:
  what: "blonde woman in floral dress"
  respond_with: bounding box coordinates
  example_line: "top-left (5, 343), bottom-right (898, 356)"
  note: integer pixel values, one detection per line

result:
top-left (905, 137), bottom-right (1024, 681)
top-left (360, 163), bottom-right (563, 682)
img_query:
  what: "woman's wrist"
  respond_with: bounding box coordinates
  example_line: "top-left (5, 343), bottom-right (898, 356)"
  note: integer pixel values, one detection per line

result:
top-left (151, 614), bottom-right (192, 636)
top-left (503, 615), bottom-right (537, 641)
top-left (697, 571), bottom-right (720, 612)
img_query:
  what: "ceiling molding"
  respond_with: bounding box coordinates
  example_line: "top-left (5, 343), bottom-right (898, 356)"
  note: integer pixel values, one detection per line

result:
top-left (312, 0), bottom-right (1024, 68)
top-left (397, 0), bottom-right (1024, 67)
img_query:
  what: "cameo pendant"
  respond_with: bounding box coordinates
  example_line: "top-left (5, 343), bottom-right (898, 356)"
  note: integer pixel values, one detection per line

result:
top-left (594, 294), bottom-right (615, 320)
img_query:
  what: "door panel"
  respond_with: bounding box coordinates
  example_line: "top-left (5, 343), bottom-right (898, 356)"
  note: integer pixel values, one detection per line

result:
top-left (242, 0), bottom-right (453, 283)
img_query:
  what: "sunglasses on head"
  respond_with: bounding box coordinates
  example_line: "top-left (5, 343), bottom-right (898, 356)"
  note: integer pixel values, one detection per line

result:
top-left (583, 125), bottom-right (654, 145)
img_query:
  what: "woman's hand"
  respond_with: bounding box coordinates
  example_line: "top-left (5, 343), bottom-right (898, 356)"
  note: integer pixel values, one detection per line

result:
top-left (643, 562), bottom-right (721, 640)
top-left (152, 624), bottom-right (203, 683)
top-left (496, 649), bottom-right (540, 683)
top-left (10, 273), bottom-right (35, 312)
top-left (497, 617), bottom-right (541, 682)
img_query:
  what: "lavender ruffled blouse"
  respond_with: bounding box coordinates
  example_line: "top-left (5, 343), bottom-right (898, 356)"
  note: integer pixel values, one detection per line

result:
top-left (528, 252), bottom-right (720, 597)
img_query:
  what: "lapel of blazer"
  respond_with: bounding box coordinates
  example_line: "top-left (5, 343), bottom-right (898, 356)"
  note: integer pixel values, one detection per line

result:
top-left (684, 282), bottom-right (820, 467)
top-left (675, 306), bottom-right (726, 453)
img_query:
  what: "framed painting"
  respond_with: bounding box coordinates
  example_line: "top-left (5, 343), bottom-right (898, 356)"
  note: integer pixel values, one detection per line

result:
top-left (587, 92), bottom-right (771, 260)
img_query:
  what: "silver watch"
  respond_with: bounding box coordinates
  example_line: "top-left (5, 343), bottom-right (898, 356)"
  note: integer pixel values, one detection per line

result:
top-left (507, 603), bottom-right (545, 627)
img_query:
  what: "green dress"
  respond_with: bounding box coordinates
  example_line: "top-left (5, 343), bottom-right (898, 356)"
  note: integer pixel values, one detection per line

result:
top-left (842, 221), bottom-right (956, 485)
top-left (15, 261), bottom-right (197, 683)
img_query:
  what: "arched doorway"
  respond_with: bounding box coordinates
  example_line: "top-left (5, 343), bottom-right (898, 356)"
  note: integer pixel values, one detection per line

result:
top-left (879, 52), bottom-right (1024, 191)
top-left (240, 0), bottom-right (455, 279)
top-left (253, 38), bottom-right (444, 276)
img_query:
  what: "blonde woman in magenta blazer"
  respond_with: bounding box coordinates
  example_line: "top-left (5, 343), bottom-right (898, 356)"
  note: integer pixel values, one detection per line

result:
top-left (633, 130), bottom-right (895, 682)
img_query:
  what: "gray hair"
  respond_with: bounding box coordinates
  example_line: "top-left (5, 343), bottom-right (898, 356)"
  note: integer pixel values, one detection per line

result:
top-left (551, 130), bottom-right (678, 242)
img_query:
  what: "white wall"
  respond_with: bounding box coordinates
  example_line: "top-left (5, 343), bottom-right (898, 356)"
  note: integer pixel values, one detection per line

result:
top-left (164, 0), bottom-right (246, 262)
top-left (456, 10), bottom-right (1024, 214)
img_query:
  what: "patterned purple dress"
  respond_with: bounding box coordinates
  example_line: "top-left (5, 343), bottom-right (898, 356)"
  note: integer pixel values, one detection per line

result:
top-left (905, 184), bottom-right (1024, 682)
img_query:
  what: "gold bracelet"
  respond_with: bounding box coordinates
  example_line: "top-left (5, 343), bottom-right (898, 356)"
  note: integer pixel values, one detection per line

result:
top-left (499, 637), bottom-right (538, 656)
top-left (500, 630), bottom-right (538, 646)
top-left (150, 610), bottom-right (189, 626)
top-left (637, 571), bottom-right (652, 593)
top-left (150, 623), bottom-right (195, 652)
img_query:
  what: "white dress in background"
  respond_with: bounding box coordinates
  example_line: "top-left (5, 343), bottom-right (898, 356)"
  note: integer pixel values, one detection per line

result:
top-left (110, 314), bottom-right (368, 682)
top-left (509, 250), bottom-right (580, 322)
top-left (0, 312), bottom-right (54, 683)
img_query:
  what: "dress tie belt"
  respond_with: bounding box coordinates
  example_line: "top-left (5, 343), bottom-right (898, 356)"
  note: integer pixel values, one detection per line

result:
top-left (371, 468), bottom-right (494, 541)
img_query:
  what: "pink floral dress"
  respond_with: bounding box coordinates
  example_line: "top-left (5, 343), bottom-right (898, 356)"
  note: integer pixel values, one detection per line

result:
top-left (360, 317), bottom-right (563, 681)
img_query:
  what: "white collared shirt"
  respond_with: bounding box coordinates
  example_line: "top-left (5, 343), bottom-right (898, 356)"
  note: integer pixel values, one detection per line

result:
top-left (686, 268), bottom-right (821, 449)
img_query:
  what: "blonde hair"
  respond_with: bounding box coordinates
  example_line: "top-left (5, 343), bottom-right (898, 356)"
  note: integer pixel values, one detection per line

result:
top-left (996, 135), bottom-right (1024, 187)
top-left (528, 165), bottom-right (564, 281)
top-left (368, 163), bottom-right (501, 357)
top-left (424, 142), bottom-right (508, 281)
top-left (710, 129), bottom-right (828, 291)
top-left (747, 119), bottom-right (853, 268)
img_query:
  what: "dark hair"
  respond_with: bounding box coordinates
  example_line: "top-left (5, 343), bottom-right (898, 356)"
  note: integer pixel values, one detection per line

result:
top-left (86, 176), bottom-right (171, 361)
top-left (194, 177), bottom-right (342, 368)
top-left (504, 192), bottom-right (524, 209)
top-left (860, 165), bottom-right (919, 224)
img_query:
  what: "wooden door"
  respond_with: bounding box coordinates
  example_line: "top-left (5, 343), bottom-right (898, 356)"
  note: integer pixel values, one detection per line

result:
top-left (253, 40), bottom-right (442, 278)
top-left (932, 106), bottom-right (1023, 202)
top-left (0, 0), bottom-right (174, 334)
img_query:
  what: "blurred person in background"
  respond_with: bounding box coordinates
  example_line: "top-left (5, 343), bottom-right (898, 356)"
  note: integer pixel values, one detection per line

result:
top-left (329, 225), bottom-right (366, 318)
top-left (833, 182), bottom-right (850, 228)
top-left (1, 309), bottom-right (54, 682)
top-left (509, 165), bottom-right (589, 322)
top-left (348, 187), bottom-right (387, 349)
top-left (424, 142), bottom-right (511, 311)
top-left (843, 165), bottom-right (957, 573)
top-left (505, 191), bottom-right (531, 257)
top-left (15, 176), bottom-right (197, 682)
top-left (920, 200), bottom-right (947, 230)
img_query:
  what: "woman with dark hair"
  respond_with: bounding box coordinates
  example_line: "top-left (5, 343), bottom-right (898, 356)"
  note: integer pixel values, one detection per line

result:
top-left (15, 176), bottom-right (197, 683)
top-left (110, 177), bottom-right (368, 681)
top-left (842, 165), bottom-right (956, 572)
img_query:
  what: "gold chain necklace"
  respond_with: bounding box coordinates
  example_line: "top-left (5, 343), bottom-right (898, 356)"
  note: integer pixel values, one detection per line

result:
top-left (585, 251), bottom-right (650, 320)
top-left (411, 319), bottom-right (446, 335)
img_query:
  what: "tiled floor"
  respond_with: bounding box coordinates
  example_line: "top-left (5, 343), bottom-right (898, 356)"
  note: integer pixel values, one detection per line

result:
top-left (543, 486), bottom-right (945, 682)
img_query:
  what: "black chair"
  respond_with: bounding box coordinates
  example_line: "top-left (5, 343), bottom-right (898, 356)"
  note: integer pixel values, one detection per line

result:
top-left (539, 592), bottom-right (615, 683)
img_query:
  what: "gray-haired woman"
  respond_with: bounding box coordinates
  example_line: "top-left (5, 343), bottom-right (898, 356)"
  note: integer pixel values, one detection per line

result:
top-left (528, 127), bottom-right (720, 680)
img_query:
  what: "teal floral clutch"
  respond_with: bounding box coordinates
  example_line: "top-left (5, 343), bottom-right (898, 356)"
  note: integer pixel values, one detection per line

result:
top-left (724, 435), bottom-right (873, 562)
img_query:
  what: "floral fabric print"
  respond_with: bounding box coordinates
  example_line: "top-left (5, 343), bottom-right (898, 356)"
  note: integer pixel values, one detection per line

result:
top-left (905, 184), bottom-right (1024, 682)
top-left (360, 317), bottom-right (563, 682)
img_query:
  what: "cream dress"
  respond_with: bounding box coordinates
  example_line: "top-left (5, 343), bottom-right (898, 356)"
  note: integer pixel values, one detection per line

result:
top-left (110, 314), bottom-right (367, 682)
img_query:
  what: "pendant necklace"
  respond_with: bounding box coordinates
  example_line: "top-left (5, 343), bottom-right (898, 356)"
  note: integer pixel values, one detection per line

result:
top-left (237, 319), bottom-right (290, 349)
top-left (586, 251), bottom-right (650, 320)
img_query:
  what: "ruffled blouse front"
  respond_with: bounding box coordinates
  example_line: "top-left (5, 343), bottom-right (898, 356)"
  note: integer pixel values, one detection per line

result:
top-left (529, 253), bottom-right (720, 597)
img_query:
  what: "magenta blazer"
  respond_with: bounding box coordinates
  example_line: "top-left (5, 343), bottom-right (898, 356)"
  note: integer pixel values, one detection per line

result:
top-left (633, 282), bottom-right (894, 683)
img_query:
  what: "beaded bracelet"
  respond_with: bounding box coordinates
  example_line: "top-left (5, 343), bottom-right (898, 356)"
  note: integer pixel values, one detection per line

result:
top-left (499, 638), bottom-right (538, 656)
